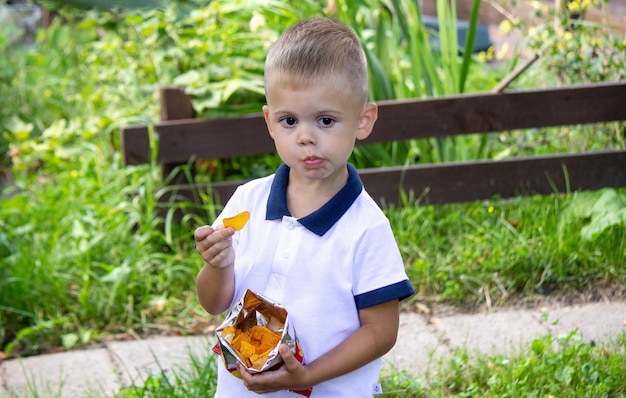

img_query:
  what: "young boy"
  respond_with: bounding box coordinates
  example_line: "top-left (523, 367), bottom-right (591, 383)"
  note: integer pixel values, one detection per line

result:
top-left (194, 17), bottom-right (415, 397)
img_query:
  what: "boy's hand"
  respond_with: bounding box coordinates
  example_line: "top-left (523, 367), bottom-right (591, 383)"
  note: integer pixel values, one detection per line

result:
top-left (237, 344), bottom-right (312, 394)
top-left (194, 225), bottom-right (235, 269)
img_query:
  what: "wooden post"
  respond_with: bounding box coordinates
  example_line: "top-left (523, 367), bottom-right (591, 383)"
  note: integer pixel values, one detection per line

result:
top-left (160, 87), bottom-right (195, 121)
top-left (159, 87), bottom-right (195, 184)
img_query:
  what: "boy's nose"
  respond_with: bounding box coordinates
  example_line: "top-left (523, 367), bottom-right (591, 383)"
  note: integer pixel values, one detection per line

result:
top-left (296, 125), bottom-right (316, 145)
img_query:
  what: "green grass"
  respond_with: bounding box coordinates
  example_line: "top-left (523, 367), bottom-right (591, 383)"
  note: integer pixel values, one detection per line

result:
top-left (388, 189), bottom-right (626, 307)
top-left (378, 331), bottom-right (626, 397)
top-left (6, 329), bottom-right (625, 397)
top-left (113, 351), bottom-right (219, 398)
top-left (89, 330), bottom-right (625, 397)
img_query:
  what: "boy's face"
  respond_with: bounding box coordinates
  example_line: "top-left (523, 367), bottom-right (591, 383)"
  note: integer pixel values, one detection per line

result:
top-left (263, 73), bottom-right (377, 185)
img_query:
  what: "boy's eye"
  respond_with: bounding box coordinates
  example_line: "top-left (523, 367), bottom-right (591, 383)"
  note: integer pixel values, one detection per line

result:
top-left (280, 117), bottom-right (297, 126)
top-left (319, 117), bottom-right (334, 126)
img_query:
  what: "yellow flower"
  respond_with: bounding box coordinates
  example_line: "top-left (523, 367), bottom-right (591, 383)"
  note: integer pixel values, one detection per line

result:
top-left (496, 43), bottom-right (510, 60)
top-left (567, 1), bottom-right (581, 13)
top-left (488, 206), bottom-right (495, 213)
top-left (477, 51), bottom-right (490, 63)
top-left (499, 20), bottom-right (513, 34)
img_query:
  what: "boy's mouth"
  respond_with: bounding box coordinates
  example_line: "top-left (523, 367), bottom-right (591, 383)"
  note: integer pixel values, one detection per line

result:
top-left (303, 156), bottom-right (324, 168)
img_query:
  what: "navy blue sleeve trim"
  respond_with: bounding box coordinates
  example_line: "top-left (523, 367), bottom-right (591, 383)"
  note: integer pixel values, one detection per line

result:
top-left (354, 280), bottom-right (415, 310)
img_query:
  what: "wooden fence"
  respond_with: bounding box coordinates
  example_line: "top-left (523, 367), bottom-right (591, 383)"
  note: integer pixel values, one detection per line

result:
top-left (121, 82), bottom-right (626, 209)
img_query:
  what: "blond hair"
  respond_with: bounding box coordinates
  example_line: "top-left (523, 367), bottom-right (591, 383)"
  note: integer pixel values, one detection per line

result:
top-left (264, 17), bottom-right (369, 103)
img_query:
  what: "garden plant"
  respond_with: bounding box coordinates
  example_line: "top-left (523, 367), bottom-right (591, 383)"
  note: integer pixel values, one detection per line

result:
top-left (0, 0), bottom-right (624, 396)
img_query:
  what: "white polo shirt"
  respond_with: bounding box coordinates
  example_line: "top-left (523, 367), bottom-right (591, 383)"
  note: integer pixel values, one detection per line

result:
top-left (213, 163), bottom-right (415, 398)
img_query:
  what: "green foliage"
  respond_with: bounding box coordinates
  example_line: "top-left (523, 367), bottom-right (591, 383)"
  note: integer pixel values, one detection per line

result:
top-left (412, 331), bottom-right (626, 397)
top-left (0, 148), bottom-right (199, 355)
top-left (114, 348), bottom-right (218, 398)
top-left (516, 0), bottom-right (625, 84)
top-left (387, 190), bottom-right (626, 306)
top-left (1, 1), bottom-right (322, 174)
top-left (334, 0), bottom-right (486, 163)
top-left (111, 330), bottom-right (626, 397)
top-left (41, 0), bottom-right (170, 10)
top-left (560, 188), bottom-right (626, 241)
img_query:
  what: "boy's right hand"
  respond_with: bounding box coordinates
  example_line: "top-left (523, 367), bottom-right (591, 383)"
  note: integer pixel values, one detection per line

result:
top-left (194, 225), bottom-right (235, 269)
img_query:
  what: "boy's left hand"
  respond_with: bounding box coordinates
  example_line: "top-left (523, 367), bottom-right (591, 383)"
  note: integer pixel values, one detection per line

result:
top-left (237, 344), bottom-right (311, 394)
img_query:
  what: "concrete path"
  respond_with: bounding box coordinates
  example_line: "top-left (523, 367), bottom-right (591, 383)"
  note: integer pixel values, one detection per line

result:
top-left (1, 301), bottom-right (625, 397)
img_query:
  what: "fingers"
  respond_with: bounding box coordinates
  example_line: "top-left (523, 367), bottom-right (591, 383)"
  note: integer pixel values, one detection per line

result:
top-left (236, 344), bottom-right (309, 394)
top-left (277, 344), bottom-right (300, 373)
top-left (194, 225), bottom-right (234, 248)
top-left (193, 225), bottom-right (214, 242)
top-left (237, 363), bottom-right (268, 394)
top-left (194, 225), bottom-right (235, 269)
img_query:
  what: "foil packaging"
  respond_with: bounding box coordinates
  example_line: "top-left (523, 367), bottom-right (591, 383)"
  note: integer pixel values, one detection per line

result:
top-left (212, 289), bottom-right (312, 397)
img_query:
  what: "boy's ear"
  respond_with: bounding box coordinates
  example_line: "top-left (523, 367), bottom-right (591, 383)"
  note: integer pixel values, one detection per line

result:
top-left (356, 102), bottom-right (377, 141)
top-left (262, 105), bottom-right (274, 139)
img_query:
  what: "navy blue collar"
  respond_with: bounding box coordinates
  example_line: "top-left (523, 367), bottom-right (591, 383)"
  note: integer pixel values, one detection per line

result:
top-left (266, 163), bottom-right (363, 236)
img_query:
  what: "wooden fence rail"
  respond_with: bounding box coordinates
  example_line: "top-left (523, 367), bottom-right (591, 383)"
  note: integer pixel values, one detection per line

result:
top-left (122, 82), bottom-right (626, 208)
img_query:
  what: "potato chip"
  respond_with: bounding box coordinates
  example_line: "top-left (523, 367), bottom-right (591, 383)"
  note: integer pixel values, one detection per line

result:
top-left (239, 340), bottom-right (256, 361)
top-left (222, 326), bottom-right (236, 337)
top-left (227, 325), bottom-right (282, 370)
top-left (231, 330), bottom-right (250, 349)
top-left (251, 354), bottom-right (267, 370)
top-left (223, 211), bottom-right (250, 231)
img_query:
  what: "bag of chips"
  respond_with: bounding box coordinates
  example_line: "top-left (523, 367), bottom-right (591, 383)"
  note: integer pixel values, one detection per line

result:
top-left (212, 289), bottom-right (312, 397)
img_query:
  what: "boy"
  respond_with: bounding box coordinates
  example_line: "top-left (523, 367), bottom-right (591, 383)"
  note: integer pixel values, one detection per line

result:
top-left (194, 17), bottom-right (415, 397)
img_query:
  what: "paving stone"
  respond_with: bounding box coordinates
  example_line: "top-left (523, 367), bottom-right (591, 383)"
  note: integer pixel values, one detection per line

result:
top-left (1, 302), bottom-right (623, 397)
top-left (108, 335), bottom-right (215, 388)
top-left (2, 347), bottom-right (117, 398)
top-left (434, 309), bottom-right (549, 356)
top-left (1, 365), bottom-right (7, 397)
top-left (383, 312), bottom-right (448, 377)
top-left (536, 302), bottom-right (626, 342)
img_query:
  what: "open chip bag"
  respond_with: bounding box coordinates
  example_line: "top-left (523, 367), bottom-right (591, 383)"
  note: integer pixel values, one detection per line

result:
top-left (212, 289), bottom-right (312, 397)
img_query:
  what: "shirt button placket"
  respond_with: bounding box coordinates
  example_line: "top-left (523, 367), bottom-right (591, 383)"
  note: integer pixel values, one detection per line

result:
top-left (265, 218), bottom-right (295, 300)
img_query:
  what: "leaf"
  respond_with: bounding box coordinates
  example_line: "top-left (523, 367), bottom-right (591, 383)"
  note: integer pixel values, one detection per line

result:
top-left (581, 207), bottom-right (626, 241)
top-left (62, 333), bottom-right (79, 350)
top-left (222, 78), bottom-right (265, 102)
top-left (555, 365), bottom-right (575, 386)
top-left (563, 190), bottom-right (605, 221)
top-left (173, 70), bottom-right (203, 87)
top-left (3, 317), bottom-right (71, 355)
top-left (493, 147), bottom-right (512, 160)
top-left (589, 188), bottom-right (626, 214)
top-left (81, 330), bottom-right (92, 344)
top-left (531, 338), bottom-right (547, 356)
top-left (6, 116), bottom-right (34, 141)
top-left (100, 263), bottom-right (131, 283)
top-left (573, 189), bottom-right (626, 240)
